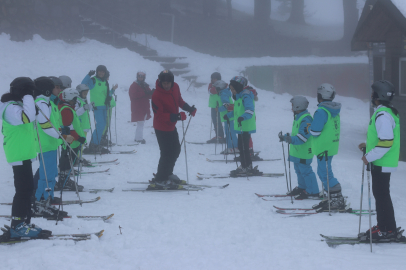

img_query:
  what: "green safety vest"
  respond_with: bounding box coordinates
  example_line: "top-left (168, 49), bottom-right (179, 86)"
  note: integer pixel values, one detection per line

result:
top-left (2, 102), bottom-right (37, 163)
top-left (366, 107), bottom-right (400, 167)
top-left (312, 107), bottom-right (340, 156)
top-left (90, 77), bottom-right (108, 107)
top-left (208, 94), bottom-right (221, 109)
top-left (110, 94), bottom-right (116, 108)
top-left (35, 97), bottom-right (62, 152)
top-left (289, 113), bottom-right (314, 159)
top-left (59, 106), bottom-right (85, 149)
top-left (220, 96), bottom-right (234, 122)
top-left (233, 96), bottom-right (256, 132)
top-left (77, 97), bottom-right (91, 131)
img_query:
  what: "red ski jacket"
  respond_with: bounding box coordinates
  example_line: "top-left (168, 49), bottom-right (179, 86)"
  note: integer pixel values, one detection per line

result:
top-left (129, 81), bottom-right (152, 122)
top-left (151, 80), bottom-right (186, 131)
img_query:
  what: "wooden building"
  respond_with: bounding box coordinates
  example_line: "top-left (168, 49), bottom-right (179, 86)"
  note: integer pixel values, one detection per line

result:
top-left (352, 0), bottom-right (406, 160)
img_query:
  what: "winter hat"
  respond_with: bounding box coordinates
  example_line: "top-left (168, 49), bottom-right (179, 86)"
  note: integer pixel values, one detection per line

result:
top-left (158, 70), bottom-right (174, 88)
top-left (211, 72), bottom-right (221, 80)
top-left (96, 65), bottom-right (107, 73)
top-left (230, 76), bottom-right (248, 94)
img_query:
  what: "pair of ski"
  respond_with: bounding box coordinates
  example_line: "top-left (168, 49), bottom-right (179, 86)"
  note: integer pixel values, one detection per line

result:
top-left (124, 181), bottom-right (229, 192)
top-left (273, 205), bottom-right (375, 216)
top-left (197, 171), bottom-right (284, 180)
top-left (0, 196), bottom-right (101, 206)
top-left (0, 226), bottom-right (104, 245)
top-left (0, 214), bottom-right (114, 222)
top-left (321, 228), bottom-right (406, 246)
top-left (255, 193), bottom-right (322, 201)
top-left (76, 168), bottom-right (111, 175)
top-left (83, 150), bottom-right (136, 156)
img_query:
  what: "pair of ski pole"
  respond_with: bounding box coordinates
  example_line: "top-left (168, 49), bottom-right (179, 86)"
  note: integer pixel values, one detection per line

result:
top-left (280, 131), bottom-right (293, 204)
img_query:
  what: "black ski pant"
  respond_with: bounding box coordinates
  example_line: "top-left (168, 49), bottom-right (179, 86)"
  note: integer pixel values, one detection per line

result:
top-left (11, 160), bottom-right (34, 226)
top-left (238, 132), bottom-right (252, 168)
top-left (155, 128), bottom-right (181, 182)
top-left (211, 108), bottom-right (224, 138)
top-left (371, 165), bottom-right (397, 232)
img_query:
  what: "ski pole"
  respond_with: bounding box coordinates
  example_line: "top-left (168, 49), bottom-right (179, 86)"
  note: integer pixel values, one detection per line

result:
top-left (325, 151), bottom-right (331, 216)
top-left (228, 120), bottom-right (239, 169)
top-left (34, 121), bottom-right (51, 200)
top-left (92, 110), bottom-right (102, 156)
top-left (215, 106), bottom-right (219, 155)
top-left (224, 121), bottom-right (228, 162)
top-left (182, 119), bottom-right (190, 195)
top-left (114, 94), bottom-right (118, 145)
top-left (358, 147), bottom-right (366, 235)
top-left (287, 133), bottom-right (293, 204)
top-left (366, 161), bottom-right (373, 252)
top-left (86, 109), bottom-right (96, 161)
top-left (210, 116), bottom-right (213, 140)
top-left (180, 116), bottom-right (192, 146)
top-left (280, 131), bottom-right (290, 195)
top-left (239, 125), bottom-right (249, 181)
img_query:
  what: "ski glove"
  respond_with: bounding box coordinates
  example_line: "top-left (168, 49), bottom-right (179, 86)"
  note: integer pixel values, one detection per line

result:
top-left (61, 126), bottom-right (70, 135)
top-left (83, 103), bottom-right (94, 111)
top-left (170, 112), bottom-right (187, 122)
top-left (279, 133), bottom-right (292, 144)
top-left (223, 114), bottom-right (229, 122)
top-left (188, 105), bottom-right (197, 117)
top-left (237, 117), bottom-right (244, 127)
top-left (77, 137), bottom-right (86, 144)
top-left (88, 70), bottom-right (96, 77)
top-left (105, 96), bottom-right (112, 106)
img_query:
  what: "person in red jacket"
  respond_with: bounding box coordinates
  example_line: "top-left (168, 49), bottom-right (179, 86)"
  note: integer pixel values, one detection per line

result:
top-left (149, 70), bottom-right (197, 190)
top-left (129, 71), bottom-right (152, 144)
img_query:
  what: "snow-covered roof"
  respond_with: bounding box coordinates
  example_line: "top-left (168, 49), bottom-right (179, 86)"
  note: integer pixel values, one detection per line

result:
top-left (391, 0), bottom-right (406, 18)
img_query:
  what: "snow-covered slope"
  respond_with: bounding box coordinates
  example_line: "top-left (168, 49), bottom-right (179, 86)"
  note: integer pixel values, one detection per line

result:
top-left (0, 34), bottom-right (404, 270)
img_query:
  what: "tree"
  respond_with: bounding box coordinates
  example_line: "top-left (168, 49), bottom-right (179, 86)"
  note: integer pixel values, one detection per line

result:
top-left (254, 0), bottom-right (271, 23)
top-left (342, 0), bottom-right (359, 41)
top-left (288, 0), bottom-right (305, 25)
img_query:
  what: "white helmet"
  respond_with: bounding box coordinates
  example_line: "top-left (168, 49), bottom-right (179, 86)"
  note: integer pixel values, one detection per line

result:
top-left (76, 84), bottom-right (90, 93)
top-left (59, 75), bottom-right (72, 89)
top-left (62, 88), bottom-right (79, 101)
top-left (317, 83), bottom-right (336, 101)
top-left (290, 96), bottom-right (309, 111)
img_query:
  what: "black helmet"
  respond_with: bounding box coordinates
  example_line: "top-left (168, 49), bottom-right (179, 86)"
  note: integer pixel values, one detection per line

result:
top-left (158, 70), bottom-right (174, 87)
top-left (96, 65), bottom-right (107, 73)
top-left (49, 76), bottom-right (63, 87)
top-left (10, 77), bottom-right (36, 98)
top-left (371, 80), bottom-right (395, 102)
top-left (211, 72), bottom-right (221, 80)
top-left (34, 77), bottom-right (55, 97)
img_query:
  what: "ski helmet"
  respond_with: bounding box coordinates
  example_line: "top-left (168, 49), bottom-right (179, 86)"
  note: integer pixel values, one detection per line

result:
top-left (158, 70), bottom-right (174, 87)
top-left (76, 84), bottom-right (90, 93)
top-left (48, 76), bottom-right (63, 88)
top-left (290, 96), bottom-right (309, 111)
top-left (317, 83), bottom-right (336, 101)
top-left (34, 77), bottom-right (55, 97)
top-left (371, 80), bottom-right (395, 102)
top-left (96, 65), bottom-right (107, 73)
top-left (230, 76), bottom-right (248, 93)
top-left (61, 88), bottom-right (79, 102)
top-left (137, 71), bottom-right (146, 79)
top-left (59, 75), bottom-right (72, 89)
top-left (211, 72), bottom-right (221, 80)
top-left (213, 80), bottom-right (227, 91)
top-left (10, 77), bottom-right (36, 98)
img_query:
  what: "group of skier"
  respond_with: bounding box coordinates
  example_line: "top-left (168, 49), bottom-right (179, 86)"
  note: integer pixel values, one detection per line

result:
top-left (0, 65), bottom-right (119, 239)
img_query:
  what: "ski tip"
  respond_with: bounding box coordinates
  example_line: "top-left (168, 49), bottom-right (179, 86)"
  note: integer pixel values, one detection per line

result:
top-left (223, 184), bottom-right (229, 188)
top-left (254, 193), bottom-right (264, 197)
top-left (96, 230), bottom-right (105, 238)
top-left (104, 214), bottom-right (114, 221)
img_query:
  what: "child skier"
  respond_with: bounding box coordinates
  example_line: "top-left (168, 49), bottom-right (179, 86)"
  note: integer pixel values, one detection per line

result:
top-left (309, 83), bottom-right (345, 211)
top-left (279, 96), bottom-right (319, 199)
top-left (359, 80), bottom-right (401, 240)
top-left (224, 76), bottom-right (259, 176)
top-left (207, 72), bottom-right (225, 143)
top-left (214, 79), bottom-right (238, 154)
top-left (0, 77), bottom-right (51, 239)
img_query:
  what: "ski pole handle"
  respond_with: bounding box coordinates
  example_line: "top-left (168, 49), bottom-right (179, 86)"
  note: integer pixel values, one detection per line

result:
top-left (324, 150), bottom-right (328, 161)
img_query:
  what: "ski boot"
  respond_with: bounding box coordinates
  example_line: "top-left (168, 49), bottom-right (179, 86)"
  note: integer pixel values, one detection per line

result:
top-left (206, 136), bottom-right (226, 144)
top-left (313, 190), bottom-right (346, 212)
top-left (294, 190), bottom-right (319, 200)
top-left (250, 153), bottom-right (264, 161)
top-left (287, 186), bottom-right (305, 196)
top-left (220, 148), bottom-right (239, 155)
top-left (147, 178), bottom-right (183, 190)
top-left (82, 143), bottom-right (110, 155)
top-left (230, 165), bottom-right (245, 176)
top-left (32, 199), bottom-right (67, 220)
top-left (168, 174), bottom-right (187, 185)
top-left (55, 171), bottom-right (84, 192)
top-left (246, 165), bottom-right (262, 176)
top-left (4, 222), bottom-right (52, 240)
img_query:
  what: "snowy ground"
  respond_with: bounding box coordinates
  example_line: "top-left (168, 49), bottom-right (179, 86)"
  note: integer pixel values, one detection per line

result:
top-left (0, 34), bottom-right (405, 270)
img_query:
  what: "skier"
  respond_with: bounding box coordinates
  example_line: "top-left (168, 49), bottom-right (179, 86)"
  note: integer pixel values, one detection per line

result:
top-left (358, 80), bottom-right (400, 240)
top-left (59, 75), bottom-right (72, 90)
top-left (100, 70), bottom-right (117, 147)
top-left (75, 84), bottom-right (94, 165)
top-left (214, 79), bottom-right (238, 154)
top-left (244, 84), bottom-right (262, 161)
top-left (0, 77), bottom-right (49, 238)
top-left (224, 76), bottom-right (259, 176)
top-left (81, 65), bottom-right (109, 154)
top-left (309, 83), bottom-right (345, 210)
top-left (129, 71), bottom-right (153, 144)
top-left (56, 88), bottom-right (86, 192)
top-left (148, 70), bottom-right (197, 190)
top-left (207, 72), bottom-right (225, 143)
top-left (49, 76), bottom-right (64, 107)
top-left (279, 96), bottom-right (320, 199)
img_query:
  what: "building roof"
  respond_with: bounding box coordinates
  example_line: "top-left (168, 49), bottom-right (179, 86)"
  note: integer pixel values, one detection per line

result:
top-left (352, 0), bottom-right (406, 51)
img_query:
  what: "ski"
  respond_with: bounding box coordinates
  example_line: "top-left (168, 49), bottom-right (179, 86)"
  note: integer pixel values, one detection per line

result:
top-left (262, 196), bottom-right (322, 201)
top-left (53, 196), bottom-right (101, 206)
top-left (321, 227), bottom-right (403, 241)
top-left (197, 172), bottom-right (284, 179)
top-left (122, 188), bottom-right (203, 192)
top-left (0, 214), bottom-right (114, 221)
top-left (126, 181), bottom-right (229, 189)
top-left (91, 159), bottom-right (118, 165)
top-left (76, 168), bottom-right (110, 175)
top-left (107, 150), bottom-right (136, 155)
top-left (0, 229), bottom-right (104, 245)
top-left (321, 231), bottom-right (406, 247)
top-left (88, 187), bottom-right (115, 193)
top-left (275, 207), bottom-right (375, 216)
top-left (273, 205), bottom-right (375, 213)
top-left (206, 158), bottom-right (280, 163)
top-left (115, 143), bottom-right (139, 147)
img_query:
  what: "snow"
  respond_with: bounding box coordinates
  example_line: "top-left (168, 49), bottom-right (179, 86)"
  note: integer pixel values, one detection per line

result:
top-left (391, 0), bottom-right (406, 18)
top-left (0, 33), bottom-right (405, 269)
